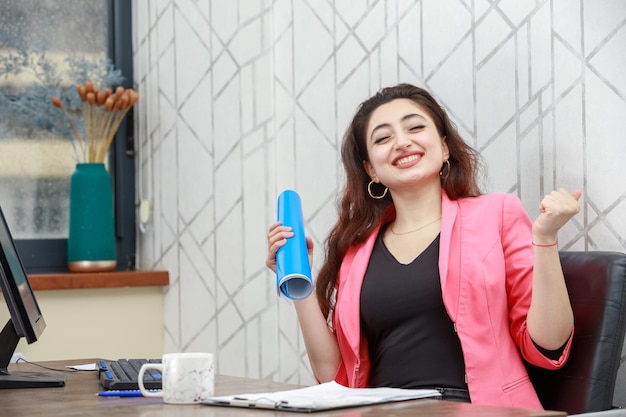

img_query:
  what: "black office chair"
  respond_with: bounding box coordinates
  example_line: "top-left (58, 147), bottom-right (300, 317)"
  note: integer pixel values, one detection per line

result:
top-left (526, 251), bottom-right (626, 415)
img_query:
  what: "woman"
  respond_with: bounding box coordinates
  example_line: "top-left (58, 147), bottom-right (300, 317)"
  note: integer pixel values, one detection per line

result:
top-left (266, 83), bottom-right (580, 409)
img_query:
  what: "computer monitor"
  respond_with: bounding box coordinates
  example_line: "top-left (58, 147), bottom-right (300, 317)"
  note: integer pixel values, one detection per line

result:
top-left (0, 205), bottom-right (65, 388)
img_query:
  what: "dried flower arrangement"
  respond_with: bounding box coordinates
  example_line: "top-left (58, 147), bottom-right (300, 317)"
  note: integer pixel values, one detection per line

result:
top-left (51, 82), bottom-right (138, 163)
top-left (0, 40), bottom-right (131, 162)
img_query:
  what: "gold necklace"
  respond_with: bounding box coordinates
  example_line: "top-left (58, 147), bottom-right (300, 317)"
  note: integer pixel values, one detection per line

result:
top-left (390, 216), bottom-right (442, 236)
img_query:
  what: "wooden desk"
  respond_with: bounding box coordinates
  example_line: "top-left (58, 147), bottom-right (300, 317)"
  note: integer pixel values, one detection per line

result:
top-left (0, 359), bottom-right (566, 417)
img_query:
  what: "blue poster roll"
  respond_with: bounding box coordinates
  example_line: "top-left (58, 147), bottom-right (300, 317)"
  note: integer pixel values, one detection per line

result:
top-left (276, 190), bottom-right (313, 300)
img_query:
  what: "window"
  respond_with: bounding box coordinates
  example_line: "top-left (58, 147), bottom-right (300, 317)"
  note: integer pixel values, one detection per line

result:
top-left (0, 0), bottom-right (135, 273)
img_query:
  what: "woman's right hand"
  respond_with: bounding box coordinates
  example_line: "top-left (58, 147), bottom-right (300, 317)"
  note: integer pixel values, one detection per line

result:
top-left (267, 222), bottom-right (338, 381)
top-left (266, 222), bottom-right (313, 273)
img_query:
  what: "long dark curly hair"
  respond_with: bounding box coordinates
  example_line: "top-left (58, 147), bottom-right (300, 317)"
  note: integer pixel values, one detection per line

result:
top-left (316, 83), bottom-right (483, 319)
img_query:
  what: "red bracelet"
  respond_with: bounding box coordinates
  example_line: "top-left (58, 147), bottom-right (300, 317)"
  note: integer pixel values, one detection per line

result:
top-left (532, 241), bottom-right (558, 247)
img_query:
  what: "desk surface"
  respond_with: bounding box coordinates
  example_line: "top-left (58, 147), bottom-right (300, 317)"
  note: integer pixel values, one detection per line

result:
top-left (0, 359), bottom-right (567, 417)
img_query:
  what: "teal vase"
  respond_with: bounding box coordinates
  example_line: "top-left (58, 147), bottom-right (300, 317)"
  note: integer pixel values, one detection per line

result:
top-left (67, 163), bottom-right (116, 272)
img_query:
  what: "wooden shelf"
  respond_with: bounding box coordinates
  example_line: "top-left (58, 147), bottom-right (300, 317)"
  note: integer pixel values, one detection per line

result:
top-left (28, 270), bottom-right (169, 290)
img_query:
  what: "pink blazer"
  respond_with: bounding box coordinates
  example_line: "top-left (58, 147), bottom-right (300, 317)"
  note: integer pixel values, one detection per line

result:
top-left (330, 192), bottom-right (573, 409)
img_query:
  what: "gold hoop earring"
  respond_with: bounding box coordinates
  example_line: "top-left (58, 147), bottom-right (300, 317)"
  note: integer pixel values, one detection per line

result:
top-left (368, 180), bottom-right (388, 199)
top-left (440, 159), bottom-right (451, 180)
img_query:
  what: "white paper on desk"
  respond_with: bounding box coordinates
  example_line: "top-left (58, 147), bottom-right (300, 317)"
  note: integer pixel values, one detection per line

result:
top-left (66, 363), bottom-right (97, 371)
top-left (203, 381), bottom-right (441, 412)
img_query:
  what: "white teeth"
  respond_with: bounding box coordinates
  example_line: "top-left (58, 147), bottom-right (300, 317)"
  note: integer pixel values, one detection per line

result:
top-left (396, 155), bottom-right (419, 165)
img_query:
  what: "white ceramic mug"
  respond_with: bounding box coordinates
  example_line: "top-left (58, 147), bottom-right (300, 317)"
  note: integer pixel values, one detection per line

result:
top-left (138, 352), bottom-right (214, 404)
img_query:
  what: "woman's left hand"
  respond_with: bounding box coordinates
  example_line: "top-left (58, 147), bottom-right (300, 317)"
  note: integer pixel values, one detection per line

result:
top-left (532, 188), bottom-right (582, 242)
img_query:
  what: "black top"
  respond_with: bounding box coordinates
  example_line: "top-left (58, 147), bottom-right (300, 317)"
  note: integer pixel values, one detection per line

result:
top-left (360, 231), bottom-right (467, 390)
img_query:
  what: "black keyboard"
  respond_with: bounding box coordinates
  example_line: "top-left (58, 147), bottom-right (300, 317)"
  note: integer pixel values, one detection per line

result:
top-left (98, 359), bottom-right (162, 390)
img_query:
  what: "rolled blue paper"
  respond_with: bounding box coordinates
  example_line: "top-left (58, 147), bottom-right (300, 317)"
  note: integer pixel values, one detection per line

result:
top-left (276, 190), bottom-right (313, 300)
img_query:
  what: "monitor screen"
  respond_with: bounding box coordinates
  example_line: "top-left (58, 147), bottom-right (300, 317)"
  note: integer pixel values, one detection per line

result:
top-left (0, 206), bottom-right (65, 388)
top-left (0, 209), bottom-right (46, 343)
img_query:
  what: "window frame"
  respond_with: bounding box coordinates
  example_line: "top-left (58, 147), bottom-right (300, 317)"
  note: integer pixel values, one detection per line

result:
top-left (14, 0), bottom-right (136, 273)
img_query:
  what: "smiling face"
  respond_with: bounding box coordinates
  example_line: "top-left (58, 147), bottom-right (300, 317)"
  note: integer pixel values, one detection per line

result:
top-left (363, 98), bottom-right (449, 192)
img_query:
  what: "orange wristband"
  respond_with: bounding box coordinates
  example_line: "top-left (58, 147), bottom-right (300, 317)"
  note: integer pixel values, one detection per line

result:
top-left (532, 241), bottom-right (558, 247)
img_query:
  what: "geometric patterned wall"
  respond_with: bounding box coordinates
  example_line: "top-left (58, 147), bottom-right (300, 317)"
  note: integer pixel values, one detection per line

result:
top-left (132, 0), bottom-right (626, 405)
